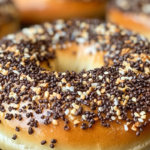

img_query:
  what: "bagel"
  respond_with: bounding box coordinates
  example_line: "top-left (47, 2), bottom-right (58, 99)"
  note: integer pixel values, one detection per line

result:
top-left (107, 0), bottom-right (150, 39)
top-left (0, 19), bottom-right (150, 150)
top-left (12, 0), bottom-right (106, 24)
top-left (0, 0), bottom-right (19, 39)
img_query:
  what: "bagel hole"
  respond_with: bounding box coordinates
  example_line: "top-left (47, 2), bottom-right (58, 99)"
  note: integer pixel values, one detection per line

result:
top-left (40, 44), bottom-right (105, 72)
top-left (40, 53), bottom-right (105, 73)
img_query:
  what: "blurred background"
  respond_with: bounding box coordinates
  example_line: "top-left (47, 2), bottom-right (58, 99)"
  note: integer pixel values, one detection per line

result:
top-left (1, 0), bottom-right (150, 39)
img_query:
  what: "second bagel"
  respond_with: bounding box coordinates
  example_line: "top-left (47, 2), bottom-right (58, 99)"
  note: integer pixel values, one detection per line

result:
top-left (12, 0), bottom-right (106, 24)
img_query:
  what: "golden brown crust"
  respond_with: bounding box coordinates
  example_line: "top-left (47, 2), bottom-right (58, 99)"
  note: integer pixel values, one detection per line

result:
top-left (12, 0), bottom-right (106, 24)
top-left (1, 115), bottom-right (150, 150)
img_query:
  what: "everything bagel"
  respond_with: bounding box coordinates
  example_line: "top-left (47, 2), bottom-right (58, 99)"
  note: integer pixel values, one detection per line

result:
top-left (0, 19), bottom-right (149, 150)
top-left (107, 0), bottom-right (150, 39)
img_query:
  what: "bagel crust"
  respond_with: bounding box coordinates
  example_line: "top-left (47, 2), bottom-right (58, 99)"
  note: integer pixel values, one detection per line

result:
top-left (107, 0), bottom-right (150, 39)
top-left (0, 19), bottom-right (150, 150)
top-left (12, 0), bottom-right (106, 24)
top-left (0, 0), bottom-right (19, 39)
